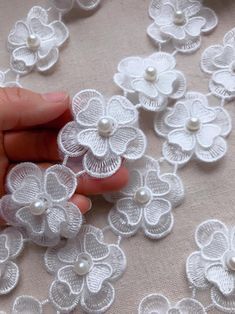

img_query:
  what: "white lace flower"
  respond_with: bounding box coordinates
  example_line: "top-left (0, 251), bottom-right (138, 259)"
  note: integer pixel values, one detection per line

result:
top-left (138, 294), bottom-right (206, 314)
top-left (0, 227), bottom-right (24, 295)
top-left (154, 92), bottom-right (231, 165)
top-left (0, 70), bottom-right (21, 87)
top-left (50, 0), bottom-right (101, 13)
top-left (8, 6), bottom-right (69, 74)
top-left (114, 52), bottom-right (186, 112)
top-left (187, 219), bottom-right (235, 313)
top-left (1, 163), bottom-right (82, 247)
top-left (147, 0), bottom-right (217, 53)
top-left (105, 155), bottom-right (184, 239)
top-left (12, 296), bottom-right (42, 314)
top-left (45, 225), bottom-right (126, 313)
top-left (58, 89), bottom-right (146, 178)
top-left (201, 28), bottom-right (235, 101)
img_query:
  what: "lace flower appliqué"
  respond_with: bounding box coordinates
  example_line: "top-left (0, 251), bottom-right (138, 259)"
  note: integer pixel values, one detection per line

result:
top-left (45, 225), bottom-right (126, 313)
top-left (50, 0), bottom-right (101, 13)
top-left (1, 163), bottom-right (82, 247)
top-left (0, 70), bottom-right (20, 87)
top-left (201, 28), bottom-right (235, 102)
top-left (11, 296), bottom-right (43, 314)
top-left (8, 6), bottom-right (69, 74)
top-left (186, 219), bottom-right (235, 313)
top-left (0, 227), bottom-right (24, 295)
top-left (58, 89), bottom-right (146, 178)
top-left (154, 92), bottom-right (231, 165)
top-left (138, 294), bottom-right (206, 314)
top-left (147, 0), bottom-right (217, 53)
top-left (114, 52), bottom-right (186, 112)
top-left (106, 155), bottom-right (184, 239)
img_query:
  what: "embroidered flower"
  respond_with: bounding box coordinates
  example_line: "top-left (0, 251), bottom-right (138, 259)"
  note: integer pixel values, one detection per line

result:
top-left (0, 227), bottom-right (24, 295)
top-left (114, 52), bottom-right (186, 112)
top-left (1, 163), bottom-right (82, 247)
top-left (12, 296), bottom-right (42, 314)
top-left (187, 219), bottom-right (235, 313)
top-left (50, 0), bottom-right (101, 13)
top-left (58, 89), bottom-right (146, 178)
top-left (154, 92), bottom-right (231, 165)
top-left (45, 225), bottom-right (126, 313)
top-left (8, 6), bottom-right (69, 74)
top-left (0, 70), bottom-right (20, 87)
top-left (201, 28), bottom-right (235, 101)
top-left (105, 155), bottom-right (184, 239)
top-left (147, 0), bottom-right (217, 53)
top-left (138, 294), bottom-right (206, 314)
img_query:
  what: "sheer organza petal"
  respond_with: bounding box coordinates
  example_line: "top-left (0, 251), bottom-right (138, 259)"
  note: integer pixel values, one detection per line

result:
top-left (85, 233), bottom-right (109, 261)
top-left (144, 198), bottom-right (171, 226)
top-left (47, 205), bottom-right (66, 234)
top-left (109, 127), bottom-right (138, 155)
top-left (12, 295), bottom-right (42, 314)
top-left (2, 227), bottom-right (24, 258)
top-left (58, 265), bottom-right (84, 294)
top-left (168, 129), bottom-right (196, 151)
top-left (86, 263), bottom-right (112, 293)
top-left (185, 17), bottom-right (205, 37)
top-left (145, 170), bottom-right (170, 196)
top-left (76, 97), bottom-right (105, 127)
top-left (166, 102), bottom-right (189, 128)
top-left (8, 21), bottom-right (29, 46)
top-left (0, 261), bottom-right (19, 295)
top-left (195, 137), bottom-right (227, 163)
top-left (138, 294), bottom-right (170, 313)
top-left (196, 124), bottom-right (221, 148)
top-left (77, 129), bottom-right (108, 158)
top-left (107, 96), bottom-right (138, 125)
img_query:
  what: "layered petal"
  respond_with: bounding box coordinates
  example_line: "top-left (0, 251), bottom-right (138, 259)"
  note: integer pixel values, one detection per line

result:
top-left (143, 212), bottom-right (174, 239)
top-left (16, 206), bottom-right (45, 234)
top-left (85, 233), bottom-right (109, 261)
top-left (201, 45), bottom-right (224, 74)
top-left (166, 102), bottom-right (189, 128)
top-left (12, 176), bottom-right (41, 205)
top-left (12, 47), bottom-right (37, 67)
top-left (60, 202), bottom-right (82, 239)
top-left (109, 127), bottom-right (139, 155)
top-left (2, 228), bottom-right (24, 259)
top-left (176, 298), bottom-right (206, 313)
top-left (47, 205), bottom-right (66, 234)
top-left (168, 129), bottom-right (196, 151)
top-left (144, 198), bottom-right (171, 226)
top-left (118, 57), bottom-right (144, 77)
top-left (102, 245), bottom-right (126, 280)
top-left (50, 20), bottom-right (69, 46)
top-left (0, 261), bottom-right (19, 295)
top-left (138, 93), bottom-right (168, 112)
top-left (132, 78), bottom-right (158, 98)
top-left (12, 296), bottom-right (42, 314)
top-left (198, 7), bottom-right (217, 33)
top-left (86, 263), bottom-right (112, 293)
top-left (184, 17), bottom-right (205, 37)
top-left (157, 71), bottom-right (177, 95)
top-left (195, 136), bottom-right (227, 162)
top-left (107, 96), bottom-right (138, 125)
top-left (77, 129), bottom-right (108, 158)
top-left (162, 141), bottom-right (193, 165)
top-left (201, 231), bottom-right (228, 260)
top-left (58, 265), bottom-right (84, 294)
top-left (161, 24), bottom-right (186, 40)
top-left (36, 47), bottom-right (59, 72)
top-left (213, 70), bottom-right (235, 93)
top-left (211, 286), bottom-right (235, 313)
top-left (29, 18), bottom-right (54, 40)
top-left (148, 52), bottom-right (176, 73)
top-left (8, 21), bottom-right (29, 47)
top-left (76, 97), bottom-right (105, 127)
top-left (145, 170), bottom-right (170, 196)
top-left (196, 124), bottom-right (221, 148)
top-left (138, 294), bottom-right (170, 314)
top-left (116, 197), bottom-right (142, 226)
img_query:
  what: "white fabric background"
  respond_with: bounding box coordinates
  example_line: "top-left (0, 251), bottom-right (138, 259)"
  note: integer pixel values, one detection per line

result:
top-left (0, 0), bottom-right (235, 313)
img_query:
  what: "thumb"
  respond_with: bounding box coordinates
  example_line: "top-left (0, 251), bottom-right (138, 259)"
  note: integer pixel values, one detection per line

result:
top-left (0, 87), bottom-right (70, 131)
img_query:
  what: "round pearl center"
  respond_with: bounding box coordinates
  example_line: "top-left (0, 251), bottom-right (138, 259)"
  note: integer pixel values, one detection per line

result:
top-left (173, 10), bottom-right (186, 26)
top-left (74, 254), bottom-right (92, 276)
top-left (186, 117), bottom-right (200, 132)
top-left (144, 66), bottom-right (157, 82)
top-left (30, 199), bottom-right (47, 216)
top-left (97, 117), bottom-right (113, 137)
top-left (225, 251), bottom-right (235, 271)
top-left (27, 34), bottom-right (40, 50)
top-left (134, 187), bottom-right (151, 204)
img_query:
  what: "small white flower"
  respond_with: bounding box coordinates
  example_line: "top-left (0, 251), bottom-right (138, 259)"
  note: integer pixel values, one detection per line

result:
top-left (1, 163), bottom-right (82, 247)
top-left (45, 225), bottom-right (126, 313)
top-left (50, 0), bottom-right (101, 13)
top-left (138, 294), bottom-right (206, 314)
top-left (114, 52), bottom-right (186, 112)
top-left (154, 92), bottom-right (231, 165)
top-left (187, 219), bottom-right (235, 313)
top-left (147, 0), bottom-right (217, 53)
top-left (8, 6), bottom-right (69, 74)
top-left (58, 89), bottom-right (146, 178)
top-left (201, 28), bottom-right (235, 101)
top-left (105, 155), bottom-right (184, 239)
top-left (12, 296), bottom-right (42, 314)
top-left (0, 227), bottom-right (24, 295)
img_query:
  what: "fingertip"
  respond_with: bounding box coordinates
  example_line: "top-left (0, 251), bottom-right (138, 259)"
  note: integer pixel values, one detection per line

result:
top-left (70, 194), bottom-right (92, 214)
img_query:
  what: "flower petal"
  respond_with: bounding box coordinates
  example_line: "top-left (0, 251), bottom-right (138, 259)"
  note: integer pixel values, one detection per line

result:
top-left (195, 136), bottom-right (227, 163)
top-left (38, 39), bottom-right (55, 58)
top-left (12, 47), bottom-right (37, 67)
top-left (57, 239), bottom-right (81, 264)
top-left (201, 45), bottom-right (224, 74)
top-left (61, 202), bottom-right (82, 239)
top-left (2, 227), bottom-right (24, 258)
top-left (0, 195), bottom-right (19, 225)
top-left (154, 108), bottom-right (173, 137)
top-left (109, 127), bottom-right (138, 155)
top-left (145, 170), bottom-right (170, 196)
top-left (50, 20), bottom-right (69, 46)
top-left (122, 128), bottom-right (146, 160)
top-left (107, 96), bottom-right (138, 125)
top-left (148, 52), bottom-right (176, 72)
top-left (101, 245), bottom-right (126, 280)
top-left (114, 73), bottom-right (135, 93)
top-left (157, 71), bottom-right (177, 95)
top-left (147, 22), bottom-right (168, 44)
top-left (213, 107), bottom-right (231, 137)
top-left (12, 296), bottom-right (42, 314)
top-left (13, 176), bottom-right (41, 204)
top-left (132, 78), bottom-right (158, 98)
top-left (118, 56), bottom-right (144, 77)
top-left (16, 206), bottom-right (45, 234)
top-left (51, 0), bottom-right (74, 13)
top-left (29, 18), bottom-right (54, 40)
top-left (144, 198), bottom-right (171, 226)
top-left (27, 6), bottom-right (48, 24)
top-left (49, 280), bottom-right (80, 312)
top-left (83, 151), bottom-right (122, 178)
top-left (86, 263), bottom-right (112, 293)
top-left (196, 124), bottom-right (221, 148)
top-left (199, 7), bottom-right (218, 33)
top-left (161, 24), bottom-right (185, 40)
top-left (224, 27), bottom-right (235, 47)
top-left (0, 261), bottom-right (19, 295)
top-left (171, 71), bottom-right (187, 99)
top-left (36, 47), bottom-right (59, 72)
top-left (78, 129), bottom-right (108, 158)
top-left (85, 233), bottom-right (109, 261)
top-left (58, 121), bottom-right (87, 157)
top-left (185, 17), bottom-right (205, 37)
top-left (153, 4), bottom-right (174, 25)
top-left (162, 141), bottom-right (193, 165)
top-left (211, 286), bottom-right (235, 312)
top-left (166, 102), bottom-right (189, 128)
top-left (58, 265), bottom-right (84, 295)
top-left (44, 173), bottom-right (68, 202)
top-left (186, 252), bottom-right (211, 289)
top-left (121, 170), bottom-right (142, 196)
top-left (80, 282), bottom-right (114, 313)
top-left (213, 70), bottom-right (235, 93)
top-left (0, 235), bottom-right (9, 263)
top-left (161, 173), bottom-right (184, 208)
top-left (76, 97), bottom-right (105, 127)
top-left (8, 21), bottom-right (29, 47)
top-left (116, 197), bottom-right (142, 225)
top-left (47, 205), bottom-right (66, 234)
top-left (173, 35), bottom-right (201, 54)
top-left (190, 99), bottom-right (216, 123)
top-left (176, 298), bottom-right (206, 313)
top-left (138, 294), bottom-right (170, 314)
top-left (143, 212), bottom-right (174, 240)
top-left (206, 263), bottom-right (235, 295)
top-left (213, 45), bottom-right (235, 68)
top-left (138, 93), bottom-right (168, 112)
top-left (202, 231), bottom-right (228, 260)
top-left (44, 243), bottom-right (67, 274)
top-left (168, 129), bottom-right (196, 151)
top-left (77, 0), bottom-right (100, 10)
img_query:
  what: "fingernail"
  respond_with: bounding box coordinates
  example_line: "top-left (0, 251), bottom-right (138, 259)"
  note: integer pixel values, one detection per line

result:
top-left (87, 198), bottom-right (93, 211)
top-left (42, 92), bottom-right (68, 102)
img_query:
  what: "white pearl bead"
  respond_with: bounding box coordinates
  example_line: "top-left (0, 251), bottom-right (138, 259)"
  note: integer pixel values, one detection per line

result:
top-left (27, 34), bottom-right (40, 50)
top-left (97, 118), bottom-right (113, 137)
top-left (173, 10), bottom-right (186, 26)
top-left (74, 254), bottom-right (92, 276)
top-left (225, 252), bottom-right (235, 271)
top-left (186, 117), bottom-right (200, 132)
top-left (144, 66), bottom-right (157, 82)
top-left (134, 187), bottom-right (151, 204)
top-left (30, 199), bottom-right (47, 216)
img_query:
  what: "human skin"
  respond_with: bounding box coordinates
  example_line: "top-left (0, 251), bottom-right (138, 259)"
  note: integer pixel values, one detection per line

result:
top-left (0, 87), bottom-right (129, 224)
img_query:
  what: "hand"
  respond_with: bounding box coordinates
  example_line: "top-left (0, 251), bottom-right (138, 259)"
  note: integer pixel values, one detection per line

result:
top-left (0, 87), bottom-right (128, 224)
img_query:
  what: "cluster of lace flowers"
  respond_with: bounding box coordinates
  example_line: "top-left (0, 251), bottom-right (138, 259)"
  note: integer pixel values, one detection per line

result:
top-left (105, 155), bottom-right (184, 239)
top-left (8, 6), bottom-right (69, 74)
top-left (147, 0), bottom-right (218, 53)
top-left (201, 27), bottom-right (235, 102)
top-left (58, 89), bottom-right (147, 178)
